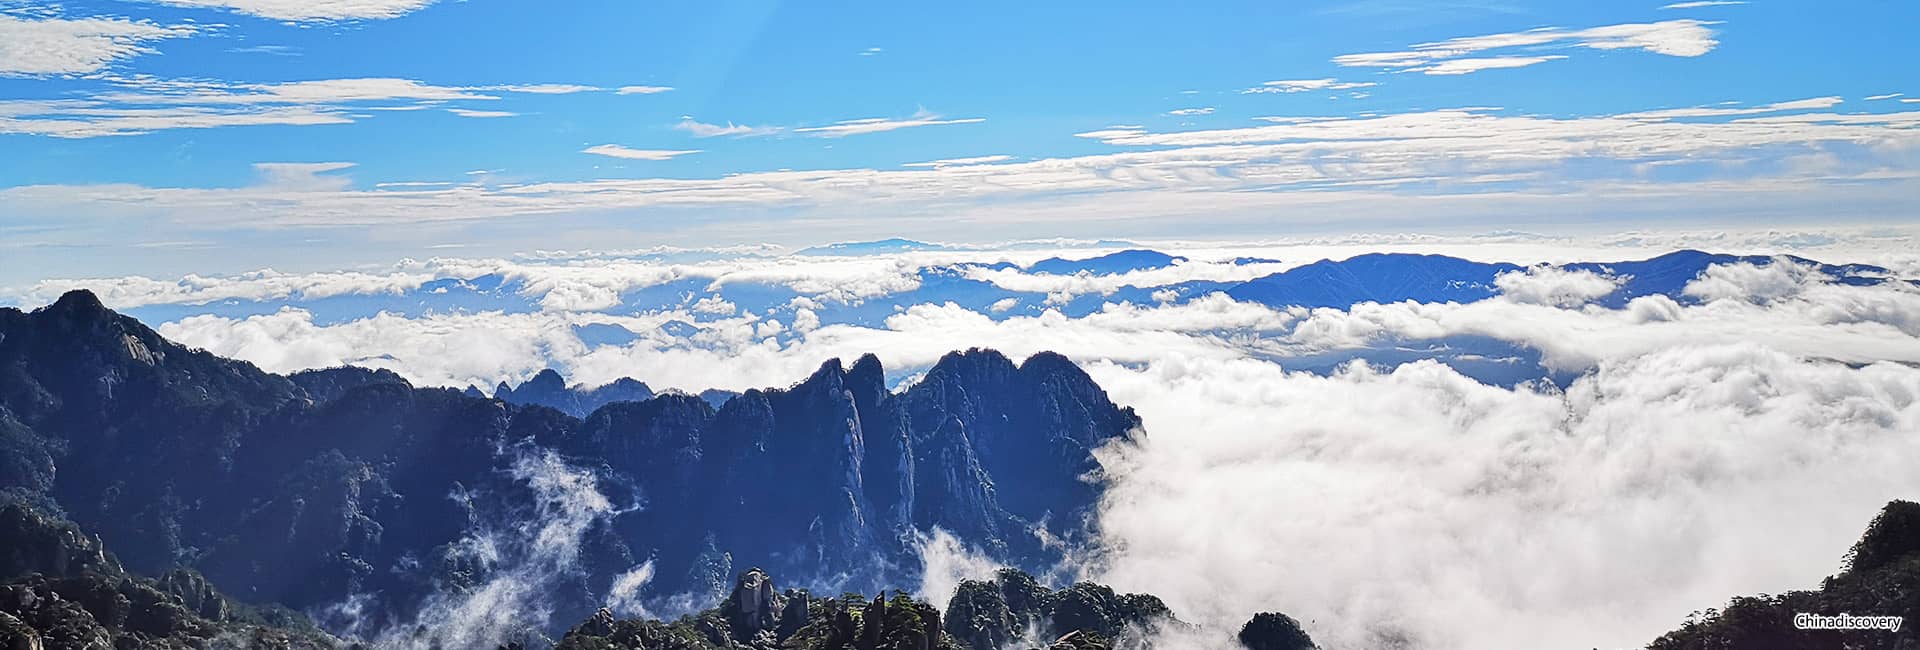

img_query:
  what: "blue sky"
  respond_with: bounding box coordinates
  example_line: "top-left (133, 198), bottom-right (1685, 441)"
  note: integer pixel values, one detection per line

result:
top-left (1, 0), bottom-right (1916, 283)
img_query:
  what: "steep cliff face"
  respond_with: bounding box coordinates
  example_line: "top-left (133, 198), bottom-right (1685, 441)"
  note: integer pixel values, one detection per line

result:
top-left (0, 290), bottom-right (1141, 642)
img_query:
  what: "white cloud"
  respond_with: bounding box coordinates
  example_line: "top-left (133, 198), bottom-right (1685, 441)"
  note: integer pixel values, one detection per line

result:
top-left (145, 0), bottom-right (438, 21)
top-left (1410, 55), bottom-right (1568, 75)
top-left (6, 102), bottom-right (1917, 230)
top-left (690, 295), bottom-right (738, 315)
top-left (448, 108), bottom-right (516, 118)
top-left (675, 111), bottom-right (989, 139)
top-left (1335, 19), bottom-right (1720, 75)
top-left (1493, 266), bottom-right (1621, 307)
top-left (23, 265), bottom-right (427, 310)
top-left (1167, 107), bottom-right (1216, 116)
top-left (367, 449), bottom-right (623, 649)
top-left (1613, 96), bottom-right (1843, 120)
top-left (902, 155), bottom-right (1013, 168)
top-left (1089, 346), bottom-right (1920, 650)
top-left (961, 258), bottom-right (1294, 300)
top-left (791, 110), bottom-right (985, 137)
top-left (480, 84), bottom-right (602, 94)
top-left (0, 15), bottom-right (199, 77)
top-left (581, 145), bottom-right (702, 161)
top-left (604, 562), bottom-right (657, 619)
top-left (252, 162), bottom-right (358, 191)
top-left (675, 119), bottom-right (779, 138)
top-left (227, 44), bottom-right (300, 56)
top-left (1865, 93), bottom-right (1904, 101)
top-left (913, 529), bottom-right (1004, 611)
top-left (0, 77), bottom-right (620, 137)
top-left (1242, 79), bottom-right (1377, 94)
top-left (1569, 19), bottom-right (1721, 56)
top-left (1680, 259), bottom-right (1828, 303)
top-left (166, 262), bottom-right (1904, 650)
top-left (1660, 0), bottom-right (1746, 8)
top-left (96, 77), bottom-right (495, 106)
top-left (0, 101), bottom-right (358, 138)
top-left (859, 47), bottom-right (883, 56)
top-left (792, 307), bottom-right (821, 333)
top-left (615, 85), bottom-right (675, 95)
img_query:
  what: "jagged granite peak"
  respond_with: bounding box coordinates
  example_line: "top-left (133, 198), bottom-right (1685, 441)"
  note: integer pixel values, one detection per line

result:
top-left (494, 368), bottom-right (656, 418)
top-left (698, 389), bottom-right (740, 408)
top-left (906, 349), bottom-right (1140, 537)
top-left (45, 289), bottom-right (109, 315)
top-left (0, 293), bottom-right (1141, 642)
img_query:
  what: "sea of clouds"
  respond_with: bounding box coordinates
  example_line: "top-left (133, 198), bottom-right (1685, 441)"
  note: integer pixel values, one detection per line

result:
top-left (11, 230), bottom-right (1920, 649)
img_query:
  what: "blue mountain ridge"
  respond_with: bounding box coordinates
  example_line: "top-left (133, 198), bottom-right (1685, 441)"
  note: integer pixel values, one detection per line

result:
top-left (116, 250), bottom-right (1902, 333)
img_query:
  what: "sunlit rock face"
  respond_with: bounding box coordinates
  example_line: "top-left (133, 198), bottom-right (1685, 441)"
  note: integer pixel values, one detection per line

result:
top-left (0, 290), bottom-right (1138, 642)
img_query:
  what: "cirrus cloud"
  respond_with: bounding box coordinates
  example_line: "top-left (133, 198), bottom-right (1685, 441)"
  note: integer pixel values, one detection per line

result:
top-left (581, 145), bottom-right (702, 161)
top-left (1334, 19), bottom-right (1720, 75)
top-left (0, 14), bottom-right (200, 77)
top-left (144, 0), bottom-right (439, 22)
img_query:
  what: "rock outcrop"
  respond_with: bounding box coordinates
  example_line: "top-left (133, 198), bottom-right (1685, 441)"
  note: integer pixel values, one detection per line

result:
top-left (945, 568), bottom-right (1177, 650)
top-left (1647, 500), bottom-right (1920, 649)
top-left (0, 502), bottom-right (337, 649)
top-left (556, 567), bottom-right (1318, 650)
top-left (1237, 612), bottom-right (1316, 650)
top-left (496, 369), bottom-right (656, 418)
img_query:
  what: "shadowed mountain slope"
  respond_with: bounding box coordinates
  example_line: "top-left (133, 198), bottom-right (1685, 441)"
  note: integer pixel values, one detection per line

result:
top-left (0, 290), bottom-right (1141, 642)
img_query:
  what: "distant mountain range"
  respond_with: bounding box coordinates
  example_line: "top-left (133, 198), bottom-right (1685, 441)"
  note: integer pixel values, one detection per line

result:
top-left (0, 290), bottom-right (1140, 644)
top-left (1225, 250), bottom-right (1893, 309)
top-left (107, 250), bottom-right (1903, 334)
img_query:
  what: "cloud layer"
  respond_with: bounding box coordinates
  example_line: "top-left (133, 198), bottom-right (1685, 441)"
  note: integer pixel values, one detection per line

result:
top-left (0, 14), bottom-right (199, 76)
top-left (0, 235), bottom-right (1888, 650)
top-left (1334, 19), bottom-right (1719, 75)
top-left (66, 242), bottom-right (1914, 649)
top-left (148, 0), bottom-right (438, 21)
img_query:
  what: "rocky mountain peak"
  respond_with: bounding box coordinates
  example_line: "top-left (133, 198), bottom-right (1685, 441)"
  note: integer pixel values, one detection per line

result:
top-left (1845, 499), bottom-right (1920, 575)
top-left (45, 289), bottom-right (108, 316)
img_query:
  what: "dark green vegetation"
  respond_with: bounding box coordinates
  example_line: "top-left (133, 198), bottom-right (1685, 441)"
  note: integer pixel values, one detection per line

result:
top-left (1235, 613), bottom-right (1315, 650)
top-left (0, 501), bottom-right (338, 649)
top-left (551, 567), bottom-right (1314, 650)
top-left (1648, 500), bottom-right (1920, 649)
top-left (944, 569), bottom-right (1176, 650)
